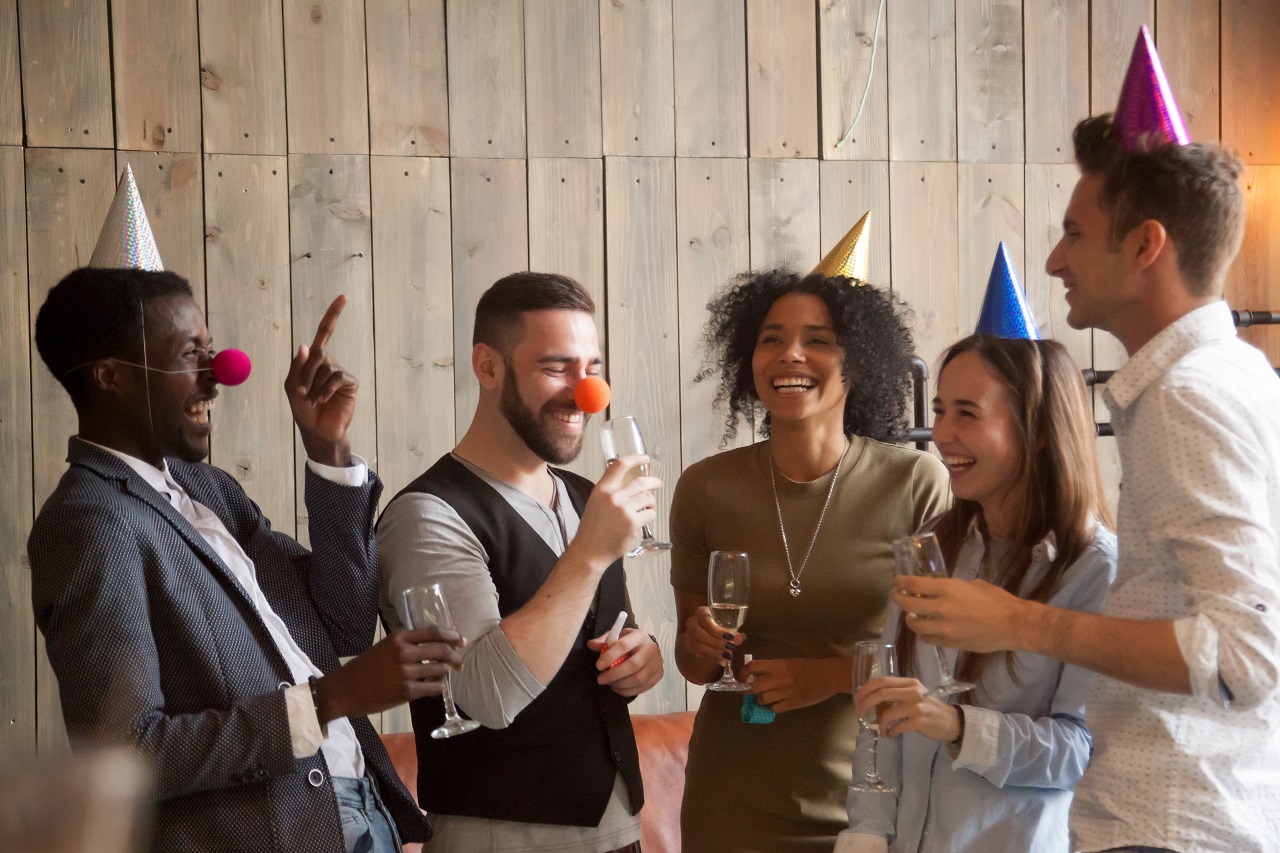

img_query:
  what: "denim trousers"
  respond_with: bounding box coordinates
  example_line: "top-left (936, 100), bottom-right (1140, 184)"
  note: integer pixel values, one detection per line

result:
top-left (333, 775), bottom-right (402, 853)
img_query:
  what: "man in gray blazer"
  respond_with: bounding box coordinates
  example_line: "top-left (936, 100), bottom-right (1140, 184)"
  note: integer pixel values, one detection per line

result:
top-left (28, 266), bottom-right (462, 853)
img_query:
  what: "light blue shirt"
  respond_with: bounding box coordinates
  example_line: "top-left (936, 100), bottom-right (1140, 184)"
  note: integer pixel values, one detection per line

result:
top-left (841, 522), bottom-right (1117, 853)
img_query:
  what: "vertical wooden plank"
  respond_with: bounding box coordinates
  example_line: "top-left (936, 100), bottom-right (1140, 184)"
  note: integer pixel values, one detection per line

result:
top-left (287, 155), bottom-right (376, 540)
top-left (1226, 166), bottom-right (1280, 363)
top-left (886, 0), bottom-right (956, 162)
top-left (203, 154), bottom-right (296, 532)
top-left (527, 157), bottom-right (606, 480)
top-left (957, 164), bottom-right (1024, 333)
top-left (746, 0), bottom-right (818, 158)
top-left (889, 161), bottom-right (959, 369)
top-left (282, 0), bottom-right (370, 154)
top-left (116, 152), bottom-right (205, 303)
top-left (1222, 0), bottom-right (1280, 163)
top-left (1156, 0), bottom-right (1220, 142)
top-left (367, 0), bottom-right (449, 157)
top-left (18, 0), bottom-right (113, 148)
top-left (446, 0), bottom-right (525, 159)
top-left (525, 0), bottom-right (602, 158)
top-left (1024, 163), bottom-right (1091, 366)
top-left (198, 0), bottom-right (287, 155)
top-left (600, 0), bottom-right (675, 156)
top-left (747, 158), bottom-right (820, 272)
top-left (819, 0), bottom-right (889, 161)
top-left (819, 160), bottom-right (890, 287)
top-left (1023, 0), bottom-right (1088, 164)
top-left (1090, 0), bottom-right (1154, 113)
top-left (110, 0), bottom-right (201, 152)
top-left (604, 155), bottom-right (682, 714)
top-left (0, 146), bottom-right (35, 760)
top-left (449, 158), bottom-right (529, 437)
top-left (956, 0), bottom-right (1023, 163)
top-left (673, 0), bottom-right (747, 158)
top-left (0, 0), bottom-right (22, 144)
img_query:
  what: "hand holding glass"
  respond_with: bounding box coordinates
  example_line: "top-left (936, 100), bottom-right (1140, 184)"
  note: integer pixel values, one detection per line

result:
top-left (599, 415), bottom-right (671, 557)
top-left (850, 641), bottom-right (897, 793)
top-left (704, 550), bottom-right (750, 693)
top-left (892, 532), bottom-right (975, 698)
top-left (401, 584), bottom-right (481, 739)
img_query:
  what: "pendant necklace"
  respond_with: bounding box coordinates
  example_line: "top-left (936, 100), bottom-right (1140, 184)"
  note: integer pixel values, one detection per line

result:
top-left (769, 437), bottom-right (850, 598)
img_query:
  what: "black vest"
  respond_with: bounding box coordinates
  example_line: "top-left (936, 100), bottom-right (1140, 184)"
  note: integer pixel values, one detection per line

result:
top-left (390, 454), bottom-right (644, 826)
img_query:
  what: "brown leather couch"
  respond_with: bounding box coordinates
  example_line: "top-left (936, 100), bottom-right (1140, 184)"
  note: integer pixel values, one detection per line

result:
top-left (381, 711), bottom-right (696, 852)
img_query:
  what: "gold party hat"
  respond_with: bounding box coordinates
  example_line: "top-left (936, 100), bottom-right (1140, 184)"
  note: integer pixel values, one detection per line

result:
top-left (810, 210), bottom-right (870, 282)
top-left (89, 164), bottom-right (164, 270)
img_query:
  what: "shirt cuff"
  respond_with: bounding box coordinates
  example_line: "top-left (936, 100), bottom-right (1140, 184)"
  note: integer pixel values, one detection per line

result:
top-left (833, 832), bottom-right (889, 853)
top-left (950, 703), bottom-right (1002, 774)
top-left (306, 454), bottom-right (368, 487)
top-left (1173, 613), bottom-right (1228, 707)
top-left (284, 683), bottom-right (327, 759)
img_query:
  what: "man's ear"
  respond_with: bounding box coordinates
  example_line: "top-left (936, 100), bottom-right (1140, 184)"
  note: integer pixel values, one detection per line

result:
top-left (89, 359), bottom-right (127, 395)
top-left (473, 343), bottom-right (504, 391)
top-left (1131, 219), bottom-right (1169, 271)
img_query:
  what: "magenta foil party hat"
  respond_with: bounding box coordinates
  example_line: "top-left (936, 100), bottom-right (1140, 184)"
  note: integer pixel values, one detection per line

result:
top-left (89, 164), bottom-right (165, 271)
top-left (1113, 26), bottom-right (1190, 150)
top-left (975, 242), bottom-right (1040, 340)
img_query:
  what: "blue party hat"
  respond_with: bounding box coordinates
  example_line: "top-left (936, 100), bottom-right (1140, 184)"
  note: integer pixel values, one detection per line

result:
top-left (975, 243), bottom-right (1040, 339)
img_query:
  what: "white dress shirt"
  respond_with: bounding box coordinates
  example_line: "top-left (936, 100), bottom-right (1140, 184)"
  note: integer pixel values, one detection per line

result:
top-left (1069, 302), bottom-right (1280, 852)
top-left (92, 442), bottom-right (368, 780)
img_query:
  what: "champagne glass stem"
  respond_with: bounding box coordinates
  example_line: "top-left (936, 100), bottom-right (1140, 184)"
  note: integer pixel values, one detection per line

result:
top-left (442, 673), bottom-right (462, 722)
top-left (868, 731), bottom-right (882, 786)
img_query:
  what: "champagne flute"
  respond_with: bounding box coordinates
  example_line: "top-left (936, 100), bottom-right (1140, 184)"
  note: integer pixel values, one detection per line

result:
top-left (704, 550), bottom-right (751, 693)
top-left (892, 532), bottom-right (976, 697)
top-left (850, 641), bottom-right (897, 793)
top-left (600, 415), bottom-right (671, 557)
top-left (401, 584), bottom-right (481, 739)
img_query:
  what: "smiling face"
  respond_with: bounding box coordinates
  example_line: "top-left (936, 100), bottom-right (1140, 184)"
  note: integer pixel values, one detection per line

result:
top-left (750, 292), bottom-right (849, 430)
top-left (498, 309), bottom-right (602, 465)
top-left (131, 295), bottom-right (219, 464)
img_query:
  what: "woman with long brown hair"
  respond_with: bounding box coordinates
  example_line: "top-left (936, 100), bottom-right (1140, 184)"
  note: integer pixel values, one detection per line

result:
top-left (840, 335), bottom-right (1117, 853)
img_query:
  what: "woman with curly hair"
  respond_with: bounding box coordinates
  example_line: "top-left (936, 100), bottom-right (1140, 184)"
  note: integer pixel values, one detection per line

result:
top-left (670, 268), bottom-right (950, 852)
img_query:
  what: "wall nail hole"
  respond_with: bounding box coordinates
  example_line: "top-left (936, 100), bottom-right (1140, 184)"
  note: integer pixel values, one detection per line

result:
top-left (244, 132), bottom-right (249, 138)
top-left (218, 171), bottom-right (223, 177)
top-left (329, 137), bottom-right (335, 142)
top-left (404, 171), bottom-right (409, 176)
top-left (328, 169), bottom-right (333, 175)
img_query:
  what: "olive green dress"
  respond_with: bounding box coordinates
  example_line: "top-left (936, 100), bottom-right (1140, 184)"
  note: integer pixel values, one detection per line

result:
top-left (670, 437), bottom-right (949, 853)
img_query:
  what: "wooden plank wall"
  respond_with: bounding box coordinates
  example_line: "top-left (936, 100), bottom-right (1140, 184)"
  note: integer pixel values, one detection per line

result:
top-left (3, 1), bottom-right (1280, 750)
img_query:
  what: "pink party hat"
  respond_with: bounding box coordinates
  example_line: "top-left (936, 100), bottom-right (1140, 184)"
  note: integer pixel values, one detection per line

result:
top-left (1114, 26), bottom-right (1190, 150)
top-left (89, 164), bottom-right (165, 270)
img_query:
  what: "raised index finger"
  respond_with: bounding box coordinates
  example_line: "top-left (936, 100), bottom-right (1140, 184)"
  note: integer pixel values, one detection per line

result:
top-left (311, 294), bottom-right (348, 351)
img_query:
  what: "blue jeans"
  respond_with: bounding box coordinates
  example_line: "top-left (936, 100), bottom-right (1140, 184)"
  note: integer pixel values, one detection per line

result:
top-left (333, 775), bottom-right (402, 853)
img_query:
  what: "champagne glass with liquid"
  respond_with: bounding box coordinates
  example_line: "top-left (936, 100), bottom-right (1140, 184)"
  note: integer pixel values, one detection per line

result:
top-left (600, 415), bottom-right (671, 557)
top-left (892, 532), bottom-right (976, 698)
top-left (850, 641), bottom-right (897, 793)
top-left (401, 584), bottom-right (481, 739)
top-left (704, 550), bottom-right (751, 693)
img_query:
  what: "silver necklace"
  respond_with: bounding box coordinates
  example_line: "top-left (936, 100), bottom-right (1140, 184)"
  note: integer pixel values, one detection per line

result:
top-left (769, 438), bottom-right (850, 598)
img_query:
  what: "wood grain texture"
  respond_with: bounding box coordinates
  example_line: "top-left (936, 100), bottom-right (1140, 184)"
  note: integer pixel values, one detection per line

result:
top-left (446, 0), bottom-right (525, 159)
top-left (198, 0), bottom-right (286, 154)
top-left (111, 0), bottom-right (201, 152)
top-left (889, 161), bottom-right (959, 369)
top-left (600, 0), bottom-right (675, 156)
top-left (603, 155), bottom-right (682, 713)
top-left (1023, 0), bottom-right (1088, 163)
top-left (957, 164), bottom-right (1024, 332)
top-left (887, 0), bottom-right (956, 161)
top-left (367, 0), bottom-right (449, 156)
top-left (449, 158), bottom-right (529, 437)
top-left (1023, 163), bottom-right (1091, 366)
top-left (956, 0), bottom-right (1023, 163)
top-left (116, 151), bottom-right (205, 302)
top-left (1089, 0), bottom-right (1154, 112)
top-left (1156, 0), bottom-right (1220, 141)
top-left (1222, 0), bottom-right (1280, 162)
top-left (527, 157), bottom-right (606, 480)
top-left (282, 0), bottom-right (370, 154)
top-left (746, 0), bottom-right (818, 158)
top-left (819, 159), bottom-right (891, 288)
top-left (673, 0), bottom-right (746, 157)
top-left (525, 0), bottom-right (602, 158)
top-left (819, 0), bottom-right (889, 161)
top-left (748, 158), bottom-right (820, 272)
top-left (204, 154), bottom-right (296, 532)
top-left (18, 0), bottom-right (113, 148)
top-left (1226, 165), bottom-right (1280, 362)
top-left (0, 0), bottom-right (22, 144)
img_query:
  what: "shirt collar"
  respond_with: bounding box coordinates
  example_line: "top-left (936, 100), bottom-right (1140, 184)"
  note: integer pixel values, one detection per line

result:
top-left (962, 515), bottom-right (1059, 564)
top-left (79, 438), bottom-right (177, 498)
top-left (1104, 301), bottom-right (1236, 414)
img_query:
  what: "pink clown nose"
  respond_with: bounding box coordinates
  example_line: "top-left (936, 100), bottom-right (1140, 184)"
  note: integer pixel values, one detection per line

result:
top-left (211, 348), bottom-right (252, 386)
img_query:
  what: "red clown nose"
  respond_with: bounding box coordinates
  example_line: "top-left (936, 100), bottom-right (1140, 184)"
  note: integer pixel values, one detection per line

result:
top-left (211, 349), bottom-right (252, 386)
top-left (574, 375), bottom-right (611, 414)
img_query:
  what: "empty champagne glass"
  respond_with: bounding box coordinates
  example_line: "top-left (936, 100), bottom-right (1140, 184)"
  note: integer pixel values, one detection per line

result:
top-left (401, 584), bottom-right (481, 739)
top-left (892, 532), bottom-right (976, 698)
top-left (600, 415), bottom-right (671, 557)
top-left (850, 641), bottom-right (897, 793)
top-left (704, 550), bottom-right (751, 693)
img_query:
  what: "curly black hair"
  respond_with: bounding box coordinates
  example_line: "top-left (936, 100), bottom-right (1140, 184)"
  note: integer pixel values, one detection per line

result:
top-left (697, 269), bottom-right (916, 445)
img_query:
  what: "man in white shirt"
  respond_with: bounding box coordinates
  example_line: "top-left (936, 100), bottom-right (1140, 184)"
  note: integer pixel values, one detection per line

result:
top-left (29, 267), bottom-right (464, 853)
top-left (893, 115), bottom-right (1280, 852)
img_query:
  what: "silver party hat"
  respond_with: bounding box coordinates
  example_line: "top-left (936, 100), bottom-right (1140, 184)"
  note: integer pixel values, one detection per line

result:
top-left (89, 164), bottom-right (164, 270)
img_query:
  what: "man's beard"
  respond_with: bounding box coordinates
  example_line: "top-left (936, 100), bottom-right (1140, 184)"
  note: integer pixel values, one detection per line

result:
top-left (499, 365), bottom-right (585, 465)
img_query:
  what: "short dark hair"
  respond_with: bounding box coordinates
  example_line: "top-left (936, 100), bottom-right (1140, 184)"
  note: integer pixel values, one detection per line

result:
top-left (1072, 114), bottom-right (1245, 296)
top-left (472, 272), bottom-right (596, 355)
top-left (697, 269), bottom-right (916, 444)
top-left (35, 267), bottom-right (193, 407)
